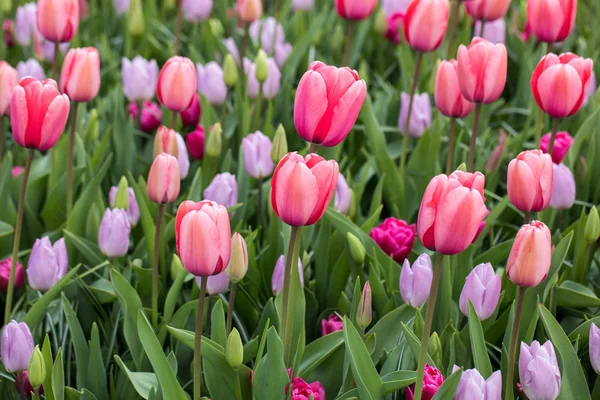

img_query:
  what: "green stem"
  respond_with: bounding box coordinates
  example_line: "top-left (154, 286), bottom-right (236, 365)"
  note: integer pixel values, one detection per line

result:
top-left (171, 112), bottom-right (177, 130)
top-left (399, 52), bottom-right (423, 175)
top-left (239, 24), bottom-right (249, 98)
top-left (467, 103), bottom-right (482, 172)
top-left (0, 115), bottom-right (4, 163)
top-left (281, 225), bottom-right (303, 366)
top-left (66, 102), bottom-right (78, 219)
top-left (4, 149), bottom-right (34, 325)
top-left (413, 254), bottom-right (444, 400)
top-left (309, 143), bottom-right (318, 154)
top-left (52, 42), bottom-right (59, 81)
top-left (534, 108), bottom-right (543, 148)
top-left (136, 100), bottom-right (144, 130)
top-left (174, 0), bottom-right (184, 54)
top-left (152, 204), bottom-right (164, 327)
top-left (445, 0), bottom-right (460, 59)
top-left (34, 387), bottom-right (41, 400)
top-left (226, 282), bottom-right (237, 334)
top-left (478, 20), bottom-right (486, 37)
top-left (194, 277), bottom-right (208, 400)
top-left (252, 88), bottom-right (263, 131)
top-left (19, 371), bottom-right (25, 400)
top-left (256, 178), bottom-right (263, 228)
top-left (445, 118), bottom-right (457, 174)
top-left (546, 118), bottom-right (560, 157)
top-left (343, 21), bottom-right (355, 67)
top-left (505, 286), bottom-right (526, 400)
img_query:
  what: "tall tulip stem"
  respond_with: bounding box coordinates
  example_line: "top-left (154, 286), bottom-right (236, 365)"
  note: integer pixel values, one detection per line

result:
top-left (171, 112), bottom-right (177, 130)
top-left (174, 0), bottom-right (184, 54)
top-left (446, 118), bottom-right (457, 174)
top-left (33, 388), bottom-right (41, 400)
top-left (0, 115), bottom-right (4, 163)
top-left (534, 108), bottom-right (544, 148)
top-left (547, 118), bottom-right (560, 156)
top-left (66, 102), bottom-right (78, 218)
top-left (256, 178), bottom-right (263, 227)
top-left (136, 100), bottom-right (143, 130)
top-left (280, 225), bottom-right (303, 366)
top-left (4, 149), bottom-right (34, 325)
top-left (52, 42), bottom-right (59, 81)
top-left (309, 143), bottom-right (318, 154)
top-left (414, 254), bottom-right (444, 400)
top-left (226, 282), bottom-right (237, 334)
top-left (505, 286), bottom-right (526, 400)
top-left (467, 102), bottom-right (482, 172)
top-left (152, 203), bottom-right (165, 327)
top-left (445, 0), bottom-right (461, 59)
top-left (194, 276), bottom-right (208, 400)
top-left (399, 52), bottom-right (423, 175)
top-left (343, 21), bottom-right (355, 67)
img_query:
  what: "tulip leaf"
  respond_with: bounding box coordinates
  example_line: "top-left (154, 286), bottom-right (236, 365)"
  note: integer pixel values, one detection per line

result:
top-left (87, 323), bottom-right (108, 400)
top-left (63, 230), bottom-right (104, 266)
top-left (556, 280), bottom-right (600, 308)
top-left (61, 294), bottom-right (90, 390)
top-left (399, 322), bottom-right (438, 368)
top-left (368, 304), bottom-right (414, 363)
top-left (298, 330), bottom-right (344, 378)
top-left (210, 298), bottom-right (227, 348)
top-left (114, 355), bottom-right (158, 399)
top-left (467, 301), bottom-right (493, 378)
top-left (42, 335), bottom-right (55, 400)
top-left (127, 173), bottom-right (157, 269)
top-left (252, 327), bottom-right (288, 400)
top-left (0, 220), bottom-right (13, 238)
top-left (381, 370), bottom-right (417, 394)
top-left (53, 348), bottom-right (65, 400)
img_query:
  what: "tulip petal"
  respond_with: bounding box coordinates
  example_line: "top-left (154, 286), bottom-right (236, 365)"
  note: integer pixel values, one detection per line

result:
top-left (324, 79), bottom-right (366, 146)
top-left (39, 94), bottom-right (69, 151)
top-left (294, 70), bottom-right (328, 143)
top-left (306, 159), bottom-right (339, 224)
top-left (537, 64), bottom-right (582, 118)
top-left (179, 211), bottom-right (220, 276)
top-left (9, 85), bottom-right (28, 147)
top-left (274, 157), bottom-right (319, 226)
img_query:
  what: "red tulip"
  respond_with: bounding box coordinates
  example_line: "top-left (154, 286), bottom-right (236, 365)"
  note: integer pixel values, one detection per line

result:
top-left (147, 153), bottom-right (180, 204)
top-left (0, 62), bottom-right (18, 116)
top-left (59, 47), bottom-right (101, 102)
top-left (334, 0), bottom-right (377, 21)
top-left (507, 149), bottom-right (553, 212)
top-left (434, 60), bottom-right (475, 118)
top-left (157, 57), bottom-right (197, 112)
top-left (36, 0), bottom-right (79, 43)
top-left (527, 0), bottom-right (577, 43)
top-left (507, 221), bottom-right (552, 288)
top-left (465, 0), bottom-right (511, 22)
top-left (403, 0), bottom-right (449, 52)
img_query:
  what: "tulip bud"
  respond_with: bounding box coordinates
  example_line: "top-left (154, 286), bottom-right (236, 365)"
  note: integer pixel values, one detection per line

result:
top-left (356, 282), bottom-right (372, 329)
top-left (226, 233), bottom-right (248, 283)
top-left (400, 254), bottom-right (433, 309)
top-left (272, 255), bottom-right (303, 295)
top-left (153, 126), bottom-right (179, 158)
top-left (1, 321), bottom-right (34, 373)
top-left (519, 340), bottom-right (561, 400)
top-left (255, 49), bottom-right (269, 84)
top-left (225, 328), bottom-right (244, 369)
top-left (335, 174), bottom-right (351, 215)
top-left (507, 221), bottom-right (552, 288)
top-left (590, 323), bottom-right (600, 375)
top-left (209, 18), bottom-right (224, 37)
top-left (428, 332), bottom-right (442, 368)
top-left (358, 60), bottom-right (369, 87)
top-left (206, 123), bottom-right (223, 158)
top-left (109, 186), bottom-right (140, 226)
top-left (114, 177), bottom-right (130, 210)
top-left (28, 346), bottom-right (45, 389)
top-left (223, 54), bottom-right (239, 88)
top-left (170, 254), bottom-right (185, 281)
top-left (456, 162), bottom-right (467, 172)
top-left (459, 263), bottom-right (501, 320)
top-left (98, 208), bottom-right (131, 258)
top-left (242, 131), bottom-right (275, 179)
top-left (348, 189), bottom-right (358, 219)
top-left (3, 0), bottom-right (11, 13)
top-left (373, 8), bottom-right (388, 35)
top-left (346, 233), bottom-right (366, 264)
top-left (271, 124), bottom-right (288, 164)
top-left (147, 153), bottom-right (181, 204)
top-left (128, 0), bottom-right (145, 37)
top-left (585, 208), bottom-right (600, 243)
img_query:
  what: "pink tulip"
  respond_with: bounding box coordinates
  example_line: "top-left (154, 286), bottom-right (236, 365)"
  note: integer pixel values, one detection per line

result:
top-left (128, 101), bottom-right (162, 133)
top-left (59, 47), bottom-right (101, 102)
top-left (0, 258), bottom-right (24, 292)
top-left (435, 60), bottom-right (475, 118)
top-left (321, 314), bottom-right (343, 336)
top-left (0, 62), bottom-right (18, 116)
top-left (527, 0), bottom-right (576, 43)
top-left (236, 0), bottom-right (262, 23)
top-left (507, 221), bottom-right (552, 288)
top-left (465, 0), bottom-right (510, 22)
top-left (403, 0), bottom-right (449, 52)
top-left (153, 126), bottom-right (179, 158)
top-left (507, 149), bottom-right (553, 213)
top-left (540, 131), bottom-right (573, 164)
top-left (36, 0), bottom-right (79, 43)
top-left (405, 364), bottom-right (444, 400)
top-left (334, 0), bottom-right (377, 21)
top-left (186, 125), bottom-right (205, 160)
top-left (157, 56), bottom-right (197, 112)
top-left (147, 153), bottom-right (180, 204)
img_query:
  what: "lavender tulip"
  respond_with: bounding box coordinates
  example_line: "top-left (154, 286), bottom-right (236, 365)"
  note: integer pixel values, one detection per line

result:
top-left (182, 0), bottom-right (212, 22)
top-left (16, 59), bottom-right (45, 81)
top-left (242, 131), bottom-right (274, 179)
top-left (272, 255), bottom-right (304, 295)
top-left (549, 163), bottom-right (576, 210)
top-left (381, 0), bottom-right (410, 16)
top-left (399, 92), bottom-right (432, 138)
top-left (1, 321), bottom-right (34, 373)
top-left (175, 133), bottom-right (190, 179)
top-left (98, 208), bottom-right (131, 258)
top-left (15, 3), bottom-right (37, 46)
top-left (519, 340), bottom-right (561, 400)
top-left (474, 18), bottom-right (506, 44)
top-left (197, 270), bottom-right (230, 296)
top-left (122, 56), bottom-right (159, 102)
top-left (291, 0), bottom-right (314, 11)
top-left (197, 62), bottom-right (228, 105)
top-left (109, 187), bottom-right (140, 226)
top-left (42, 41), bottom-right (69, 63)
top-left (203, 173), bottom-right (238, 208)
top-left (455, 369), bottom-right (502, 400)
top-left (400, 254), bottom-right (433, 308)
top-left (335, 173), bottom-right (351, 215)
top-left (26, 237), bottom-right (68, 291)
top-left (244, 58), bottom-right (280, 99)
top-left (275, 42), bottom-right (292, 68)
top-left (249, 17), bottom-right (285, 54)
top-left (590, 323), bottom-right (600, 374)
top-left (583, 73), bottom-right (596, 107)
top-left (459, 263), bottom-right (501, 320)
top-left (223, 38), bottom-right (240, 65)
top-left (113, 0), bottom-right (130, 15)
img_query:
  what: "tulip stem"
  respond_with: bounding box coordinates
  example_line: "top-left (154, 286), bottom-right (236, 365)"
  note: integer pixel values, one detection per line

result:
top-left (240, 24), bottom-right (250, 97)
top-left (194, 276), bottom-right (208, 400)
top-left (226, 282), bottom-right (237, 334)
top-left (171, 112), bottom-right (177, 130)
top-left (19, 371), bottom-right (25, 400)
top-left (256, 178), bottom-right (263, 227)
top-left (309, 143), bottom-right (318, 154)
top-left (343, 21), bottom-right (355, 67)
top-left (66, 102), bottom-right (78, 219)
top-left (445, 0), bottom-right (461, 59)
top-left (413, 253), bottom-right (443, 400)
top-left (136, 100), bottom-right (143, 130)
top-left (281, 225), bottom-right (303, 367)
top-left (399, 52), bottom-right (423, 176)
top-left (505, 286), bottom-right (526, 400)
top-left (4, 149), bottom-right (34, 325)
top-left (534, 108), bottom-right (544, 148)
top-left (467, 103), bottom-right (482, 172)
top-left (478, 20), bottom-right (486, 37)
top-left (52, 42), bottom-right (59, 81)
top-left (547, 118), bottom-right (560, 157)
top-left (34, 387), bottom-right (41, 400)
top-left (446, 118), bottom-right (457, 174)
top-left (152, 203), bottom-right (164, 327)
top-left (174, 0), bottom-right (184, 54)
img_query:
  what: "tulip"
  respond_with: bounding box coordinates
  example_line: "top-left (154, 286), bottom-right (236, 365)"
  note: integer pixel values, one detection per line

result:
top-left (26, 237), bottom-right (68, 291)
top-left (381, 11), bottom-right (404, 45)
top-left (457, 38), bottom-right (507, 104)
top-left (180, 94), bottom-right (201, 128)
top-left (3, 20), bottom-right (14, 48)
top-left (549, 163), bottom-right (575, 210)
top-left (294, 62), bottom-right (366, 147)
top-left (0, 258), bottom-right (24, 291)
top-left (223, 38), bottom-right (241, 65)
top-left (147, 153), bottom-right (180, 204)
top-left (42, 41), bottom-right (70, 64)
top-left (465, 0), bottom-right (510, 22)
top-left (540, 131), bottom-right (573, 164)
top-left (400, 254), bottom-right (433, 308)
top-left (334, 0), bottom-right (377, 20)
top-left (289, 377), bottom-right (325, 400)
top-left (455, 369), bottom-right (502, 400)
top-left (519, 340), bottom-right (561, 400)
top-left (59, 47), bottom-right (100, 102)
top-left (109, 186), bottom-right (140, 226)
top-left (226, 233), bottom-right (248, 283)
top-left (590, 323), bottom-right (600, 375)
top-left (98, 208), bottom-right (131, 258)
top-left (403, 0), bottom-right (449, 52)
top-left (121, 56), bottom-right (159, 102)
top-left (153, 126), bottom-right (179, 158)
top-left (203, 172), bottom-right (238, 208)
top-left (527, 0), bottom-right (576, 43)
top-left (1, 321), bottom-right (34, 373)
top-left (459, 262), bottom-right (501, 320)
top-left (197, 270), bottom-right (229, 295)
top-left (175, 133), bottom-right (190, 179)
top-left (370, 218), bottom-right (416, 263)
top-left (583, 73), bottom-right (596, 107)
top-left (356, 281), bottom-right (372, 328)
top-left (15, 4), bottom-right (38, 47)
top-left (272, 255), bottom-right (303, 295)
top-left (36, 0), bottom-right (79, 43)
top-left (128, 101), bottom-right (162, 133)
top-left (335, 173), bottom-right (351, 215)
top-left (417, 171), bottom-right (488, 255)
top-left (399, 92), bottom-right (432, 138)
top-left (249, 17), bottom-right (285, 54)
top-left (15, 371), bottom-right (39, 397)
top-left (585, 208), bottom-right (600, 243)
top-left (244, 57), bottom-right (281, 100)
top-left (113, 0), bottom-right (129, 15)
top-left (507, 149), bottom-right (553, 212)
top-left (127, 0), bottom-right (144, 36)
top-left (196, 62), bottom-right (228, 105)
top-left (275, 42), bottom-right (293, 68)
top-left (157, 57), bottom-right (197, 112)
top-left (474, 18), bottom-right (506, 44)
top-left (435, 60), bottom-right (475, 118)
top-left (175, 200), bottom-right (232, 276)
top-left (236, 0), bottom-right (262, 23)
top-left (186, 125), bottom-right (205, 160)
top-left (16, 59), bottom-right (45, 81)
top-left (291, 0), bottom-right (314, 11)
top-left (405, 364), bottom-right (444, 400)
top-left (182, 0), bottom-right (212, 22)
top-left (507, 221), bottom-right (552, 288)
top-left (321, 314), bottom-right (343, 336)
top-left (271, 153), bottom-right (339, 226)
top-left (531, 53), bottom-right (593, 119)
top-left (0, 62), bottom-right (18, 117)
top-left (10, 77), bottom-right (70, 151)
top-left (242, 131), bottom-right (274, 179)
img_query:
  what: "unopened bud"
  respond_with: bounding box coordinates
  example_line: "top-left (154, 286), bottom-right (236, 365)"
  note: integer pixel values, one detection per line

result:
top-left (206, 123), bottom-right (223, 158)
top-left (209, 18), bottom-right (224, 37)
top-left (28, 346), bottom-right (45, 389)
top-left (271, 124), bottom-right (288, 164)
top-left (226, 233), bottom-right (248, 283)
top-left (585, 207), bottom-right (600, 242)
top-left (356, 282), bottom-right (372, 329)
top-left (255, 50), bottom-right (269, 83)
top-left (347, 233), bottom-right (366, 264)
top-left (114, 177), bottom-right (129, 210)
top-left (223, 55), bottom-right (239, 88)
top-left (225, 328), bottom-right (243, 369)
top-left (373, 9), bottom-right (387, 35)
top-left (128, 0), bottom-right (145, 37)
top-left (456, 162), bottom-right (467, 172)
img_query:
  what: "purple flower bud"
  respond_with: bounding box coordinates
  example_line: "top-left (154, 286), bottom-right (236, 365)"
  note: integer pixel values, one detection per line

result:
top-left (549, 163), bottom-right (576, 210)
top-left (583, 73), bottom-right (596, 107)
top-left (182, 0), bottom-right (212, 22)
top-left (122, 56), bottom-right (159, 102)
top-left (98, 208), bottom-right (131, 258)
top-left (321, 314), bottom-right (343, 336)
top-left (16, 59), bottom-right (45, 81)
top-left (197, 62), bottom-right (228, 105)
top-left (291, 0), bottom-right (315, 11)
top-left (197, 270), bottom-right (230, 296)
top-left (175, 133), bottom-right (190, 179)
top-left (519, 340), bottom-right (561, 400)
top-left (244, 57), bottom-right (280, 99)
top-left (1, 321), bottom-right (34, 373)
top-left (455, 369), bottom-right (502, 400)
top-left (113, 0), bottom-right (130, 15)
top-left (272, 255), bottom-right (303, 295)
top-left (474, 18), bottom-right (505, 44)
top-left (335, 173), bottom-right (351, 215)
top-left (399, 254), bottom-right (433, 308)
top-left (399, 92), bottom-right (432, 138)
top-left (242, 131), bottom-right (274, 179)
top-left (203, 173), bottom-right (238, 208)
top-left (26, 237), bottom-right (68, 291)
top-left (249, 17), bottom-right (285, 54)
top-left (459, 263), bottom-right (501, 320)
top-left (109, 186), bottom-right (140, 226)
top-left (15, 3), bottom-right (37, 47)
top-left (275, 42), bottom-right (292, 68)
top-left (590, 323), bottom-right (600, 375)
top-left (222, 38), bottom-right (240, 65)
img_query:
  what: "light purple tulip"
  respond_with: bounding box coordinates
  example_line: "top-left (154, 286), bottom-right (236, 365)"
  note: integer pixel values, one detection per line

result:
top-left (244, 57), bottom-right (281, 99)
top-left (400, 254), bottom-right (433, 308)
top-left (26, 237), bottom-right (68, 292)
top-left (275, 42), bottom-right (292, 68)
top-left (197, 270), bottom-right (230, 296)
top-left (549, 163), bottom-right (575, 210)
top-left (182, 0), bottom-right (212, 22)
top-left (113, 0), bottom-right (130, 14)
top-left (583, 73), bottom-right (596, 107)
top-left (15, 3), bottom-right (38, 46)
top-left (399, 92), bottom-right (432, 138)
top-left (459, 263), bottom-right (501, 320)
top-left (591, 323), bottom-right (600, 374)
top-left (197, 62), bottom-right (228, 105)
top-left (292, 0), bottom-right (315, 11)
top-left (272, 255), bottom-right (304, 295)
top-left (1, 321), bottom-right (34, 373)
top-left (175, 133), bottom-right (190, 179)
top-left (455, 369), bottom-right (502, 400)
top-left (42, 41), bottom-right (70, 63)
top-left (381, 0), bottom-right (410, 16)
top-left (249, 17), bottom-right (285, 55)
top-left (122, 57), bottom-right (159, 102)
top-left (16, 59), bottom-right (45, 81)
top-left (222, 38), bottom-right (240, 65)
top-left (98, 208), bottom-right (131, 258)
top-left (474, 18), bottom-right (505, 44)
top-left (519, 340), bottom-right (561, 400)
top-left (244, 58), bottom-right (260, 98)
top-left (203, 173), bottom-right (238, 208)
top-left (109, 187), bottom-right (141, 226)
top-left (335, 173), bottom-right (351, 215)
top-left (242, 131), bottom-right (274, 179)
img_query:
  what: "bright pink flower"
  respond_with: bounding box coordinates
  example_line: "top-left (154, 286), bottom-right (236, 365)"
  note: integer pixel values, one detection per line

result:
top-left (507, 149), bottom-right (553, 212)
top-left (540, 131), bottom-right (573, 164)
top-left (59, 47), bottom-right (101, 102)
top-left (157, 56), bottom-right (197, 112)
top-left (370, 218), bottom-right (416, 263)
top-left (434, 60), bottom-right (475, 118)
top-left (289, 377), bottom-right (325, 400)
top-left (186, 125), bottom-right (205, 160)
top-left (384, 13), bottom-right (404, 45)
top-left (405, 364), bottom-right (444, 400)
top-left (334, 0), bottom-right (377, 20)
top-left (0, 258), bottom-right (24, 291)
top-left (0, 61), bottom-right (18, 116)
top-left (321, 314), bottom-right (343, 336)
top-left (128, 101), bottom-right (163, 133)
top-left (36, 0), bottom-right (79, 43)
top-left (180, 93), bottom-right (201, 127)
top-left (403, 0), bottom-right (449, 52)
top-left (527, 0), bottom-right (577, 43)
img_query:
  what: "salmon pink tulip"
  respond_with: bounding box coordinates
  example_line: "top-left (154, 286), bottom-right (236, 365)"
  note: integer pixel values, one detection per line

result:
top-left (403, 0), bottom-right (449, 52)
top-left (435, 60), bottom-right (475, 118)
top-left (59, 47), bottom-right (101, 102)
top-left (334, 0), bottom-right (377, 20)
top-left (507, 149), bottom-right (553, 212)
top-left (236, 0), bottom-right (262, 23)
top-left (527, 0), bottom-right (576, 43)
top-left (157, 56), bottom-right (197, 112)
top-left (507, 221), bottom-right (552, 288)
top-left (465, 0), bottom-right (511, 22)
top-left (153, 126), bottom-right (179, 158)
top-left (147, 153), bottom-right (180, 204)
top-left (36, 0), bottom-right (79, 43)
top-left (0, 62), bottom-right (18, 116)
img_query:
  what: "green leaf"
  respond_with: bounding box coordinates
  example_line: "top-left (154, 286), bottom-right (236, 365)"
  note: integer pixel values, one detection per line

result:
top-left (556, 280), bottom-right (600, 308)
top-left (211, 299), bottom-right (227, 348)
top-left (114, 355), bottom-right (158, 399)
top-left (41, 335), bottom-right (55, 400)
top-left (399, 322), bottom-right (437, 368)
top-left (299, 330), bottom-right (344, 378)
top-left (252, 327), bottom-right (288, 400)
top-left (53, 348), bottom-right (65, 400)
top-left (0, 221), bottom-right (13, 238)
top-left (368, 305), bottom-right (414, 363)
top-left (342, 317), bottom-right (382, 399)
top-left (87, 324), bottom-right (107, 400)
top-left (63, 230), bottom-right (104, 266)
top-left (381, 370), bottom-right (417, 394)
top-left (128, 173), bottom-right (157, 268)
top-left (431, 368), bottom-right (462, 400)
top-left (467, 302), bottom-right (492, 378)
top-left (61, 294), bottom-right (89, 390)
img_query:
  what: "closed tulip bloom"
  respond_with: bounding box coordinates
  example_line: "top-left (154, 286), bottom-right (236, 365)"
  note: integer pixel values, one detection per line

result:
top-left (236, 0), bottom-right (262, 23)
top-left (417, 171), bottom-right (488, 255)
top-left (98, 208), bottom-right (131, 257)
top-left (147, 153), bottom-right (180, 204)
top-left (457, 38), bottom-right (507, 104)
top-left (122, 56), bottom-right (159, 102)
top-left (519, 341), bottom-right (561, 400)
top-left (157, 57), bottom-right (197, 112)
top-left (197, 270), bottom-right (230, 295)
top-left (226, 232), bottom-right (248, 283)
top-left (590, 323), bottom-right (600, 375)
top-left (540, 131), bottom-right (573, 164)
top-left (455, 369), bottom-right (502, 400)
top-left (531, 53), bottom-right (593, 118)
top-left (182, 0), bottom-right (212, 22)
top-left (197, 62), bottom-right (227, 105)
top-left (59, 47), bottom-right (100, 102)
top-left (204, 172), bottom-right (238, 208)
top-left (180, 94), bottom-right (201, 128)
top-left (0, 258), bottom-right (24, 291)
top-left (474, 18), bottom-right (506, 44)
top-left (109, 186), bottom-right (140, 226)
top-left (405, 364), bottom-right (444, 400)
top-left (128, 101), bottom-right (162, 133)
top-left (335, 0), bottom-right (377, 20)
top-left (465, 0), bottom-right (510, 22)
top-left (549, 163), bottom-right (575, 209)
top-left (507, 221), bottom-right (552, 288)
top-left (400, 254), bottom-right (433, 308)
top-left (175, 200), bottom-right (232, 276)
top-left (175, 133), bottom-right (190, 179)
top-left (36, 0), bottom-right (79, 43)
top-left (459, 263), bottom-right (501, 320)
top-left (292, 0), bottom-right (314, 11)
top-left (242, 131), bottom-right (274, 179)
top-left (272, 255), bottom-right (303, 295)
top-left (507, 150), bottom-right (553, 212)
top-left (399, 92), bottom-right (431, 138)
top-left (335, 173), bottom-right (351, 215)
top-left (113, 0), bottom-right (129, 15)
top-left (403, 0), bottom-right (449, 52)
top-left (15, 4), bottom-right (38, 47)
top-left (0, 62), bottom-right (18, 116)
top-left (275, 42), bottom-right (293, 68)
top-left (583, 73), bottom-right (596, 107)
top-left (11, 77), bottom-right (70, 151)
top-left (186, 125), bottom-right (205, 160)
top-left (271, 152), bottom-right (339, 226)
top-left (249, 17), bottom-right (285, 54)
top-left (321, 314), bottom-right (343, 336)
top-left (435, 60), bottom-right (475, 118)
top-left (4, 20), bottom-right (14, 48)
top-left (370, 218), bottom-right (416, 263)
top-left (16, 59), bottom-right (45, 81)
top-left (26, 237), bottom-right (68, 291)
top-left (153, 126), bottom-right (179, 158)
top-left (1, 321), bottom-right (34, 373)
top-left (294, 61), bottom-right (366, 147)
top-left (527, 0), bottom-right (576, 43)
